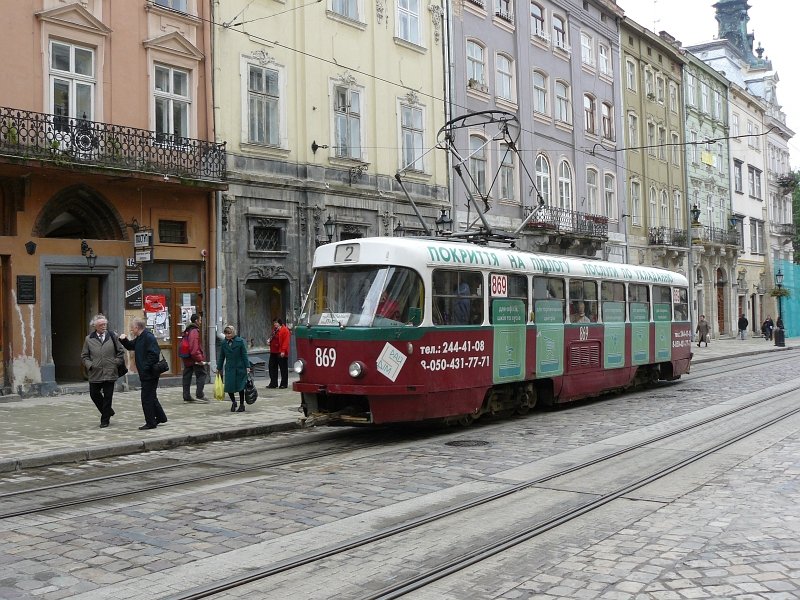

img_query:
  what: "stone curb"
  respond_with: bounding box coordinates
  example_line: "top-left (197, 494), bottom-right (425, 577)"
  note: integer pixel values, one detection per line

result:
top-left (0, 420), bottom-right (303, 473)
top-left (691, 345), bottom-right (796, 364)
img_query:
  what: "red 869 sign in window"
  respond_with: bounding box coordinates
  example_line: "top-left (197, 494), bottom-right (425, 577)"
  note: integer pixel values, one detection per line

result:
top-left (490, 273), bottom-right (508, 297)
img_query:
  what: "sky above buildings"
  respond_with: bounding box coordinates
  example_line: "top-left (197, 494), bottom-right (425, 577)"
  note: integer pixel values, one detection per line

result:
top-left (621, 0), bottom-right (800, 169)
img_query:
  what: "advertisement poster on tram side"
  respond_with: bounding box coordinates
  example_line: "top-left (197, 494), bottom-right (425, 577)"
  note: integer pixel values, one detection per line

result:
top-left (653, 303), bottom-right (672, 361)
top-left (630, 302), bottom-right (650, 365)
top-left (603, 302), bottom-right (626, 369)
top-left (534, 300), bottom-right (564, 376)
top-left (492, 299), bottom-right (526, 383)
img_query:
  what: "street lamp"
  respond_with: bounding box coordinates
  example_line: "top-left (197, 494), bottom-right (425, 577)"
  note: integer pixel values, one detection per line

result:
top-left (774, 269), bottom-right (785, 347)
top-left (323, 214), bottom-right (336, 243)
top-left (690, 205), bottom-right (701, 224)
top-left (435, 208), bottom-right (452, 235)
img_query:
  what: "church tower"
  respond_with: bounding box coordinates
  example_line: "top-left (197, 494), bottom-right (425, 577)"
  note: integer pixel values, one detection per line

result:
top-left (713, 0), bottom-right (771, 68)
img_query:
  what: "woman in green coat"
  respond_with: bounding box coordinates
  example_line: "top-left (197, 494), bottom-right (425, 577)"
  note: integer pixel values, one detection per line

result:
top-left (217, 324), bottom-right (250, 412)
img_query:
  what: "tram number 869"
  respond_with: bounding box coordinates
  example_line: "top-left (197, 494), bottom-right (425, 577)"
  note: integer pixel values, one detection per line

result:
top-left (315, 347), bottom-right (337, 367)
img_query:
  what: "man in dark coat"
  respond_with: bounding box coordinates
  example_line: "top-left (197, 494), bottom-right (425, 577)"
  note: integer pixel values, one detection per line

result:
top-left (737, 314), bottom-right (749, 340)
top-left (80, 313), bottom-right (125, 427)
top-left (181, 313), bottom-right (207, 402)
top-left (119, 317), bottom-right (168, 430)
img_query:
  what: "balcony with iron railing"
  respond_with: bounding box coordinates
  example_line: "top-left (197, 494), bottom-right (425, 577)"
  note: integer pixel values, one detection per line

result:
top-left (696, 225), bottom-right (740, 246)
top-left (524, 204), bottom-right (608, 239)
top-left (770, 222), bottom-right (796, 237)
top-left (648, 226), bottom-right (689, 247)
top-left (0, 106), bottom-right (226, 181)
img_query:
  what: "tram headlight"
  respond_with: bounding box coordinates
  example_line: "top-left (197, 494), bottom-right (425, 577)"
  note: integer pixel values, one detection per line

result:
top-left (348, 361), bottom-right (366, 378)
top-left (293, 359), bottom-right (306, 374)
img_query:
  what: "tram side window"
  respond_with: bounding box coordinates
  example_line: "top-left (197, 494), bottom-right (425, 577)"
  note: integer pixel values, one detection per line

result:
top-left (653, 285), bottom-right (672, 321)
top-left (569, 280), bottom-right (598, 323)
top-left (489, 273), bottom-right (528, 324)
top-left (432, 270), bottom-right (484, 325)
top-left (601, 282), bottom-right (626, 322)
top-left (532, 277), bottom-right (565, 323)
top-left (673, 287), bottom-right (689, 321)
top-left (628, 283), bottom-right (650, 322)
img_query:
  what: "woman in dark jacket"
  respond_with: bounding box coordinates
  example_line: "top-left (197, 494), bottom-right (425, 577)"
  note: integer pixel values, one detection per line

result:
top-left (217, 324), bottom-right (250, 412)
top-left (80, 314), bottom-right (125, 427)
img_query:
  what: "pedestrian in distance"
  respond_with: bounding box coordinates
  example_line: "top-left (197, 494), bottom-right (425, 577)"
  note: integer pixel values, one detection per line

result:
top-left (762, 315), bottom-right (774, 341)
top-left (80, 313), bottom-right (125, 428)
top-left (695, 314), bottom-right (710, 347)
top-left (268, 317), bottom-right (290, 389)
top-left (737, 313), bottom-right (749, 340)
top-left (119, 317), bottom-right (168, 430)
top-left (180, 313), bottom-right (208, 402)
top-left (217, 324), bottom-right (250, 412)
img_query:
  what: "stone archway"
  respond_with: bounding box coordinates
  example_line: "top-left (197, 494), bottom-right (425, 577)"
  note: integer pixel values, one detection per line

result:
top-left (32, 184), bottom-right (126, 240)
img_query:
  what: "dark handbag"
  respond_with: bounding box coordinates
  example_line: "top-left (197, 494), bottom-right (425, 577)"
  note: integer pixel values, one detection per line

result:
top-left (117, 363), bottom-right (129, 378)
top-left (154, 353), bottom-right (169, 374)
top-left (110, 332), bottom-right (128, 378)
top-left (245, 373), bottom-right (258, 404)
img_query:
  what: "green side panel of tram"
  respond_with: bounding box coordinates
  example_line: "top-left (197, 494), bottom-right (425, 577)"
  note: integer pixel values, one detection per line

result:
top-left (603, 302), bottom-right (626, 369)
top-left (492, 299), bottom-right (526, 383)
top-left (653, 303), bottom-right (672, 361)
top-left (534, 300), bottom-right (564, 377)
top-left (630, 302), bottom-right (650, 365)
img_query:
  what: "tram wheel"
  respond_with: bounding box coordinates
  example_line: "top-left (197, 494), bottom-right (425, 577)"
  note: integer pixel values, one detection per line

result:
top-left (457, 414), bottom-right (476, 427)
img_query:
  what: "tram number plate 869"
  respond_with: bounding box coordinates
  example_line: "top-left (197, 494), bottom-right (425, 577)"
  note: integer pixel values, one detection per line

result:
top-left (315, 347), bottom-right (336, 367)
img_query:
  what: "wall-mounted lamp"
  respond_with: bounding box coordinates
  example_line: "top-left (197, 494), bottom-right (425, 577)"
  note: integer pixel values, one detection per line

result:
top-left (311, 140), bottom-right (329, 154)
top-left (729, 214), bottom-right (741, 229)
top-left (322, 214), bottom-right (336, 244)
top-left (394, 221), bottom-right (405, 237)
top-left (81, 239), bottom-right (97, 269)
top-left (690, 205), bottom-right (701, 224)
top-left (25, 241), bottom-right (37, 255)
top-left (124, 217), bottom-right (141, 232)
top-left (435, 208), bottom-right (453, 234)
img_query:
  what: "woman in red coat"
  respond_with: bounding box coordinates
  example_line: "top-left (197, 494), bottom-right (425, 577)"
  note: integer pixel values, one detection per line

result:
top-left (268, 317), bottom-right (290, 388)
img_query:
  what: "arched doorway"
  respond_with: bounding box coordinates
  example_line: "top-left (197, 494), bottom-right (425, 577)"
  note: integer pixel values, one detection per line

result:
top-left (716, 267), bottom-right (726, 335)
top-left (33, 185), bottom-right (125, 382)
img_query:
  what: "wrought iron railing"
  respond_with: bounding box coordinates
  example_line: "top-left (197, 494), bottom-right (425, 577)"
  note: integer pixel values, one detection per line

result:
top-left (770, 222), bottom-right (796, 237)
top-left (648, 226), bottom-right (689, 247)
top-left (698, 225), bottom-right (740, 246)
top-left (0, 106), bottom-right (226, 181)
top-left (524, 205), bottom-right (608, 238)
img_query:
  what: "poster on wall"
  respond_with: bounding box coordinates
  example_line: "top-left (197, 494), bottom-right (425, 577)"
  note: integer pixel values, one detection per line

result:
top-left (181, 305), bottom-right (196, 331)
top-left (144, 294), bottom-right (170, 341)
top-left (125, 269), bottom-right (143, 309)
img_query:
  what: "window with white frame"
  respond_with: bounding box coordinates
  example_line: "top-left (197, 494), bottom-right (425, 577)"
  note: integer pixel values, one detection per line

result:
top-left (533, 70), bottom-right (547, 114)
top-left (673, 190), bottom-right (682, 226)
top-left (713, 89), bottom-right (722, 119)
top-left (658, 126), bottom-right (666, 160)
top-left (555, 80), bottom-right (571, 123)
top-left (580, 32), bottom-right (594, 67)
top-left (247, 64), bottom-right (280, 146)
top-left (558, 160), bottom-right (572, 209)
top-left (397, 0), bottom-right (421, 45)
top-left (669, 82), bottom-right (677, 112)
top-left (649, 186), bottom-right (657, 224)
top-left (499, 144), bottom-right (515, 201)
top-left (631, 180), bottom-right (641, 225)
top-left (647, 121), bottom-right (656, 155)
top-left (155, 0), bottom-right (188, 11)
top-left (334, 85), bottom-right (362, 159)
top-left (535, 154), bottom-right (551, 204)
top-left (583, 94), bottom-right (596, 133)
top-left (689, 130), bottom-right (697, 163)
top-left (586, 168), bottom-right (598, 214)
top-left (645, 69), bottom-right (654, 97)
top-left (686, 72), bottom-right (695, 106)
top-left (660, 190), bottom-right (669, 224)
top-left (671, 132), bottom-right (680, 164)
top-left (332, 0), bottom-right (359, 20)
top-left (601, 102), bottom-right (613, 140)
top-left (530, 2), bottom-right (545, 38)
top-left (50, 40), bottom-right (95, 130)
top-left (700, 81), bottom-right (709, 113)
top-left (496, 54), bottom-right (514, 102)
top-left (731, 113), bottom-right (739, 137)
top-left (751, 124), bottom-right (760, 150)
top-left (467, 41), bottom-right (485, 86)
top-left (469, 135), bottom-right (487, 195)
top-left (626, 59), bottom-right (637, 91)
top-left (400, 103), bottom-right (424, 171)
top-left (656, 74), bottom-right (665, 103)
top-left (748, 165), bottom-right (762, 199)
top-left (628, 112), bottom-right (638, 147)
top-left (750, 219), bottom-right (765, 254)
top-left (604, 173), bottom-right (616, 219)
top-left (733, 159), bottom-right (743, 193)
top-left (495, 0), bottom-right (513, 21)
top-left (154, 64), bottom-right (190, 142)
top-left (598, 44), bottom-right (611, 76)
top-left (553, 15), bottom-right (567, 49)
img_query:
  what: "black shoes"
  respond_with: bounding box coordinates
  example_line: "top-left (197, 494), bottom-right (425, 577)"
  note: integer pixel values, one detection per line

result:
top-left (230, 403), bottom-right (237, 412)
top-left (156, 416), bottom-right (168, 424)
top-left (267, 384), bottom-right (278, 389)
top-left (237, 403), bottom-right (246, 412)
top-left (139, 424), bottom-right (157, 430)
top-left (100, 422), bottom-right (109, 428)
top-left (278, 385), bottom-right (288, 389)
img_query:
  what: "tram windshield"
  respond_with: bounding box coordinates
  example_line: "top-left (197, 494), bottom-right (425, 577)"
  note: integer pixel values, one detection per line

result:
top-left (301, 265), bottom-right (424, 327)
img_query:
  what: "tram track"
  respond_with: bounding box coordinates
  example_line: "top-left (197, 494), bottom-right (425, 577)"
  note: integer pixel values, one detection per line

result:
top-left (160, 380), bottom-right (800, 600)
top-left (1, 352), bottom-right (791, 521)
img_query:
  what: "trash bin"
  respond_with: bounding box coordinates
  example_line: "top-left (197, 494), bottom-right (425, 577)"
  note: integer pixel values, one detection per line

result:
top-left (774, 327), bottom-right (785, 347)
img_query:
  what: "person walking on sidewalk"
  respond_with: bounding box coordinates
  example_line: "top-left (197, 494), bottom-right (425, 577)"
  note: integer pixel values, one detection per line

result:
top-left (119, 317), bottom-right (168, 430)
top-left (180, 314), bottom-right (208, 402)
top-left (737, 314), bottom-right (749, 340)
top-left (80, 314), bottom-right (125, 428)
top-left (268, 317), bottom-right (290, 389)
top-left (217, 324), bottom-right (250, 412)
top-left (695, 315), bottom-right (710, 348)
top-left (762, 316), bottom-right (774, 341)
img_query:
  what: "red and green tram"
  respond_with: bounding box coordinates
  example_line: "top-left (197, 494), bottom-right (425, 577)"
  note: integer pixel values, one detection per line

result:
top-left (293, 237), bottom-right (692, 425)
